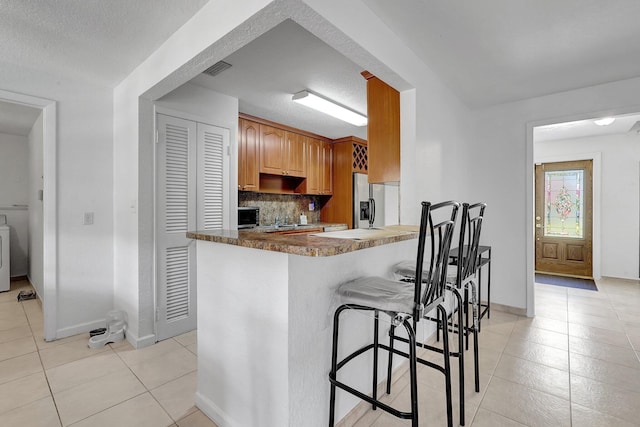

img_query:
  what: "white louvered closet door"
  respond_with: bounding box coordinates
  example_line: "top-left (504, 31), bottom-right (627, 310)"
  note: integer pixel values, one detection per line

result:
top-left (196, 123), bottom-right (229, 231)
top-left (156, 114), bottom-right (229, 341)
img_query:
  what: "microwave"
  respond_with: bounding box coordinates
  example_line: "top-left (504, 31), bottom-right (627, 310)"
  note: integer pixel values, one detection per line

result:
top-left (238, 206), bottom-right (260, 229)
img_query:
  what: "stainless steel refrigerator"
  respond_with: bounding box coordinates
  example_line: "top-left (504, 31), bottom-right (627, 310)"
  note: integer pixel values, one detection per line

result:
top-left (353, 173), bottom-right (385, 229)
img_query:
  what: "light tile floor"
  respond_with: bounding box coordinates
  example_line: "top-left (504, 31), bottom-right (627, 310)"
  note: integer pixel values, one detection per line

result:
top-left (349, 276), bottom-right (640, 426)
top-left (2, 277), bottom-right (640, 426)
top-left (0, 279), bottom-right (216, 427)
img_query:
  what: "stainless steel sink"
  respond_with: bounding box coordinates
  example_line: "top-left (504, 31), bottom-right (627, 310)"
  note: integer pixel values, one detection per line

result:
top-left (262, 223), bottom-right (319, 232)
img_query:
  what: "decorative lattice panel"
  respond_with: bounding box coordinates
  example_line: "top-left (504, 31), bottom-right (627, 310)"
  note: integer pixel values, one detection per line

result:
top-left (352, 144), bottom-right (368, 173)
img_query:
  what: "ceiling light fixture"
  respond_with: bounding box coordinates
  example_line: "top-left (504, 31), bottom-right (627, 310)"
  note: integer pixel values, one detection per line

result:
top-left (593, 117), bottom-right (615, 126)
top-left (292, 90), bottom-right (367, 127)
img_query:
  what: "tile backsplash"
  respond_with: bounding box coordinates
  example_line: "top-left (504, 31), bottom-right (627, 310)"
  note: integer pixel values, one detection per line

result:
top-left (239, 193), bottom-right (326, 225)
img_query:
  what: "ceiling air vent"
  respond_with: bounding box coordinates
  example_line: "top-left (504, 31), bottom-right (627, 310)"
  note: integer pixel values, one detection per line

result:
top-left (202, 61), bottom-right (232, 77)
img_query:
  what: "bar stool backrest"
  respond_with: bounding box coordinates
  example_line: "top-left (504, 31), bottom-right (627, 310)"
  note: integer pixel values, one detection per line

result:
top-left (453, 202), bottom-right (487, 287)
top-left (414, 200), bottom-right (460, 319)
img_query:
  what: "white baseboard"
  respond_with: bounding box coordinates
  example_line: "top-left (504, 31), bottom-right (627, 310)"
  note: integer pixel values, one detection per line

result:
top-left (195, 391), bottom-right (239, 427)
top-left (56, 318), bottom-right (106, 340)
top-left (124, 330), bottom-right (156, 349)
top-left (490, 301), bottom-right (526, 317)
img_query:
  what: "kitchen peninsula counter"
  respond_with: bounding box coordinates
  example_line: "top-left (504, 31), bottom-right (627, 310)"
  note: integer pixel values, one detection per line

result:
top-left (191, 224), bottom-right (420, 427)
top-left (187, 224), bottom-right (419, 257)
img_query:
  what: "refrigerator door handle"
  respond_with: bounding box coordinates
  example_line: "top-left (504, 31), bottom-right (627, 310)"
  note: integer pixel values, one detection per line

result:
top-left (368, 197), bottom-right (375, 229)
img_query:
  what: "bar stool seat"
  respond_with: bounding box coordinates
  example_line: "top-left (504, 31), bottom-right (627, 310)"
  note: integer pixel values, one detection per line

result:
top-left (393, 260), bottom-right (459, 283)
top-left (335, 276), bottom-right (416, 314)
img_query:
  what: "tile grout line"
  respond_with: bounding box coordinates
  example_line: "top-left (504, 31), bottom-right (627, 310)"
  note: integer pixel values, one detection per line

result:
top-left (111, 337), bottom-right (192, 424)
top-left (565, 287), bottom-right (573, 427)
top-left (20, 296), bottom-right (65, 427)
top-left (470, 309), bottom-right (530, 427)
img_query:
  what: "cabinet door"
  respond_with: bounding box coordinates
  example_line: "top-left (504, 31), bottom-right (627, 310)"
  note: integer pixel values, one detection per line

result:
top-left (238, 119), bottom-right (259, 191)
top-left (365, 75), bottom-right (400, 183)
top-left (306, 138), bottom-right (322, 194)
top-left (321, 142), bottom-right (333, 194)
top-left (260, 124), bottom-right (285, 175)
top-left (285, 132), bottom-right (307, 177)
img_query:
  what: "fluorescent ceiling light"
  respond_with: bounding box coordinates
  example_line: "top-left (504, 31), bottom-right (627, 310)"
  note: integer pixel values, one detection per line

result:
top-left (292, 90), bottom-right (367, 127)
top-left (593, 117), bottom-right (615, 126)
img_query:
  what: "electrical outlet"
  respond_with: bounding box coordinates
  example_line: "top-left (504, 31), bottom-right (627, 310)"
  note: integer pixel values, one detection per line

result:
top-left (309, 202), bottom-right (315, 211)
top-left (83, 212), bottom-right (94, 225)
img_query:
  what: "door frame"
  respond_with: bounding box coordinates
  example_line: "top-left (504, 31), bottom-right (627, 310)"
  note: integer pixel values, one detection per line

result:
top-left (536, 153), bottom-right (602, 278)
top-left (528, 139), bottom-right (602, 314)
top-left (0, 90), bottom-right (57, 341)
top-left (534, 158), bottom-right (595, 278)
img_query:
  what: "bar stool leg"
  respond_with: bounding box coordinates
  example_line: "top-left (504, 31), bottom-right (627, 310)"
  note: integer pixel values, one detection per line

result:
top-left (386, 324), bottom-right (396, 394)
top-left (372, 311), bottom-right (379, 410)
top-left (478, 267), bottom-right (483, 332)
top-left (470, 280), bottom-right (480, 393)
top-left (452, 288), bottom-right (465, 425)
top-left (401, 318), bottom-right (419, 427)
top-left (474, 323), bottom-right (480, 393)
top-left (464, 287), bottom-right (470, 350)
top-left (487, 248), bottom-right (492, 319)
top-left (438, 304), bottom-right (454, 427)
top-left (328, 306), bottom-right (347, 427)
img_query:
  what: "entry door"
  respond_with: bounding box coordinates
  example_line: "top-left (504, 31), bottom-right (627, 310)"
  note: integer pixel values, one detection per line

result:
top-left (535, 160), bottom-right (593, 278)
top-left (156, 113), bottom-right (228, 341)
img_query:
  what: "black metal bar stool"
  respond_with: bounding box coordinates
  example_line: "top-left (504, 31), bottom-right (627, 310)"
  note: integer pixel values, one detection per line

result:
top-left (328, 201), bottom-right (459, 427)
top-left (391, 202), bottom-right (486, 425)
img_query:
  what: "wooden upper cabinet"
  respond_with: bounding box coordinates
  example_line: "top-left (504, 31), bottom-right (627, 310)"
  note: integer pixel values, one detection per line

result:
top-left (239, 114), bottom-right (331, 195)
top-left (305, 138), bottom-right (332, 195)
top-left (259, 125), bottom-right (307, 177)
top-left (259, 124), bottom-right (286, 175)
top-left (321, 141), bottom-right (333, 195)
top-left (285, 132), bottom-right (307, 177)
top-left (363, 72), bottom-right (400, 183)
top-left (306, 138), bottom-right (322, 194)
top-left (238, 118), bottom-right (259, 191)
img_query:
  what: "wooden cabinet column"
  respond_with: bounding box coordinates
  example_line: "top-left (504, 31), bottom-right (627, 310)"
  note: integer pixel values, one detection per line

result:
top-left (362, 71), bottom-right (400, 183)
top-left (238, 118), bottom-right (259, 191)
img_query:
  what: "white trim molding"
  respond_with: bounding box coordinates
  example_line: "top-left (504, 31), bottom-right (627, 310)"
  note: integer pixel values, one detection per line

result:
top-left (0, 90), bottom-right (57, 341)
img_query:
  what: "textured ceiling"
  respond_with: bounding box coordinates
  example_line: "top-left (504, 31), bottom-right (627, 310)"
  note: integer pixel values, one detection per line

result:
top-left (4, 1), bottom-right (640, 141)
top-left (0, 101), bottom-right (41, 136)
top-left (363, 0), bottom-right (640, 108)
top-left (188, 19), bottom-right (368, 140)
top-left (0, 0), bottom-right (209, 87)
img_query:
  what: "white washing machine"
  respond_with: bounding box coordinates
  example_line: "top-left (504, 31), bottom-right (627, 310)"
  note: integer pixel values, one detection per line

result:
top-left (0, 215), bottom-right (9, 292)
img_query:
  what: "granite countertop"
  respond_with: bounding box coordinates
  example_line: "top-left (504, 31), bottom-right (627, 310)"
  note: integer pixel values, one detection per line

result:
top-left (187, 225), bottom-right (420, 257)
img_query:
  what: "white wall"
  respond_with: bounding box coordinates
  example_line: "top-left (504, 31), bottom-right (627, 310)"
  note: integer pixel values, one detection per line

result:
top-left (472, 75), bottom-right (640, 312)
top-left (535, 132), bottom-right (640, 279)
top-left (0, 62), bottom-right (114, 338)
top-left (0, 132), bottom-right (29, 277)
top-left (28, 112), bottom-right (44, 295)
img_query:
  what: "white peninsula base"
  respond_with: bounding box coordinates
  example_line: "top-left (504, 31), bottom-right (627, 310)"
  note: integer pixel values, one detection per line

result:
top-left (195, 237), bottom-right (418, 427)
